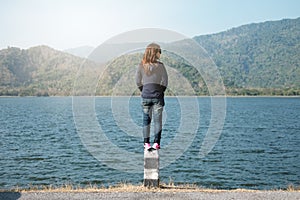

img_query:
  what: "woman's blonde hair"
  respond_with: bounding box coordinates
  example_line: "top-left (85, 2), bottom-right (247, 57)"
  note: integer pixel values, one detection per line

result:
top-left (141, 43), bottom-right (161, 75)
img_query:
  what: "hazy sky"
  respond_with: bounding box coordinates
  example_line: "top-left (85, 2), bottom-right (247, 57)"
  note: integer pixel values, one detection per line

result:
top-left (1, 0), bottom-right (299, 50)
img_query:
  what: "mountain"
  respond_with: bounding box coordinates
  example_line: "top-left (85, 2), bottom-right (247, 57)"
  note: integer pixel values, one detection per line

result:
top-left (0, 17), bottom-right (300, 96)
top-left (194, 17), bottom-right (300, 95)
top-left (0, 45), bottom-right (197, 96)
top-left (0, 45), bottom-right (99, 96)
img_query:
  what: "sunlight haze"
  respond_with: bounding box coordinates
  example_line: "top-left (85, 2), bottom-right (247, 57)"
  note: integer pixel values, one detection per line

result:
top-left (0, 0), bottom-right (299, 50)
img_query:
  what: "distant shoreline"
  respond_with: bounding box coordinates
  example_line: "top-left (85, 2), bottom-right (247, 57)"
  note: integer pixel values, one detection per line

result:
top-left (0, 95), bottom-right (299, 98)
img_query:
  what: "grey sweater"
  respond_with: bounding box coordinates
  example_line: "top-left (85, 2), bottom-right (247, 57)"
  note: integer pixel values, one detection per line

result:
top-left (135, 62), bottom-right (168, 99)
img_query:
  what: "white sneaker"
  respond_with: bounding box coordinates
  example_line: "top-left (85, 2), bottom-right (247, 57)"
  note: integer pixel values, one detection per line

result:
top-left (144, 143), bottom-right (151, 150)
top-left (152, 143), bottom-right (160, 150)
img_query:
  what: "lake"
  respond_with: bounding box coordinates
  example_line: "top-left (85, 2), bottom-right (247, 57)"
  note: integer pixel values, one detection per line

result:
top-left (0, 97), bottom-right (299, 190)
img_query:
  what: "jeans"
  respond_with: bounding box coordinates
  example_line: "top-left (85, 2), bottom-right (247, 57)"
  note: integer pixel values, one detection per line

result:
top-left (142, 98), bottom-right (164, 144)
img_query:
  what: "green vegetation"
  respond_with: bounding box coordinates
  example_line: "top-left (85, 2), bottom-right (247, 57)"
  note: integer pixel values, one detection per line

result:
top-left (194, 17), bottom-right (300, 95)
top-left (0, 45), bottom-right (99, 96)
top-left (0, 18), bottom-right (299, 96)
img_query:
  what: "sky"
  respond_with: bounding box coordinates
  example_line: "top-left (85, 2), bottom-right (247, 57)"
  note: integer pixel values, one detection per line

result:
top-left (0, 0), bottom-right (299, 50)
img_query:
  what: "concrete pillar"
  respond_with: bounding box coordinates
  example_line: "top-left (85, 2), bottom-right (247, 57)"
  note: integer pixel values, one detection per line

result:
top-left (144, 149), bottom-right (159, 187)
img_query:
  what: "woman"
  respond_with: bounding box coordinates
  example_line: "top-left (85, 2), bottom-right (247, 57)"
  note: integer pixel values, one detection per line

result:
top-left (135, 43), bottom-right (168, 150)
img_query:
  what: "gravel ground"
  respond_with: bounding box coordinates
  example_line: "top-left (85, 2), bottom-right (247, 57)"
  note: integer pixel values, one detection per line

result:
top-left (1, 191), bottom-right (300, 200)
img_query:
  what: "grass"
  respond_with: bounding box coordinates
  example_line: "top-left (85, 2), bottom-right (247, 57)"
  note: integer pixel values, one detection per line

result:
top-left (1, 182), bottom-right (299, 193)
top-left (2, 183), bottom-right (205, 193)
top-left (287, 184), bottom-right (300, 192)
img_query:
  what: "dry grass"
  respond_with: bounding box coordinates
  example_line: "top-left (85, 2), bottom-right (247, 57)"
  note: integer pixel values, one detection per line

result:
top-left (2, 182), bottom-right (299, 193)
top-left (4, 183), bottom-right (205, 193)
top-left (286, 184), bottom-right (300, 192)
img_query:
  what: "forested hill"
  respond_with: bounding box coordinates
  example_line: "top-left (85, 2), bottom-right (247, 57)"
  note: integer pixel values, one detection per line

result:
top-left (0, 45), bottom-right (99, 96)
top-left (194, 17), bottom-right (300, 95)
top-left (0, 17), bottom-right (299, 96)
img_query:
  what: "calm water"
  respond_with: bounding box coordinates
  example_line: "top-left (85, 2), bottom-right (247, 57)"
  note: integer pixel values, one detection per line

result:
top-left (0, 97), bottom-right (299, 190)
